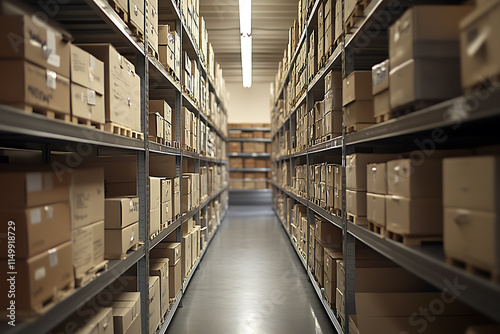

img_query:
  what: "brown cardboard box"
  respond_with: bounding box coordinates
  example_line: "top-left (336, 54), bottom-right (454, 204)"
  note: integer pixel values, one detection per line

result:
top-left (324, 88), bottom-right (343, 112)
top-left (326, 186), bottom-right (334, 207)
top-left (0, 202), bottom-right (70, 259)
top-left (168, 258), bottom-right (182, 298)
top-left (70, 44), bottom-right (105, 94)
top-left (336, 287), bottom-right (344, 320)
top-left (149, 113), bottom-right (164, 138)
top-left (104, 221), bottom-right (139, 259)
top-left (150, 260), bottom-right (169, 317)
top-left (182, 233), bottom-right (192, 278)
top-left (78, 44), bottom-right (141, 131)
top-left (162, 200), bottom-right (172, 223)
top-left (129, 0), bottom-right (145, 38)
top-left (71, 168), bottom-right (105, 229)
top-left (0, 60), bottom-right (70, 114)
top-left (149, 176), bottom-right (162, 211)
top-left (323, 110), bottom-right (342, 136)
top-left (373, 89), bottom-right (390, 117)
top-left (72, 220), bottom-right (104, 277)
top-left (150, 242), bottom-right (181, 263)
top-left (228, 142), bottom-right (241, 153)
top-left (71, 82), bottom-right (105, 124)
top-left (0, 14), bottom-right (70, 77)
top-left (386, 195), bottom-right (442, 235)
top-left (443, 156), bottom-right (499, 212)
top-left (460, 1), bottom-right (500, 90)
top-left (334, 187), bottom-right (343, 211)
top-left (0, 241), bottom-right (73, 311)
top-left (111, 298), bottom-right (140, 334)
top-left (315, 100), bottom-right (325, 122)
top-left (161, 178), bottom-right (172, 203)
top-left (150, 207), bottom-right (160, 237)
top-left (191, 230), bottom-right (197, 266)
top-left (389, 5), bottom-right (472, 69)
top-left (123, 276), bottom-right (160, 334)
top-left (0, 171), bottom-right (70, 208)
top-left (325, 70), bottom-right (342, 93)
top-left (315, 259), bottom-right (324, 287)
top-left (342, 71), bottom-right (372, 106)
top-left (346, 154), bottom-right (396, 191)
top-left (389, 58), bottom-right (461, 110)
top-left (346, 190), bottom-right (367, 217)
top-left (344, 100), bottom-right (375, 127)
top-left (334, 0), bottom-right (343, 43)
top-left (149, 100), bottom-right (172, 123)
top-left (173, 191), bottom-right (180, 218)
top-left (444, 207), bottom-right (499, 271)
top-left (366, 162), bottom-right (387, 194)
top-left (51, 307), bottom-right (114, 334)
top-left (315, 219), bottom-right (342, 246)
top-left (387, 158), bottom-right (442, 198)
top-left (372, 59), bottom-right (389, 95)
top-left (367, 193), bottom-right (386, 226)
top-left (105, 197), bottom-right (139, 229)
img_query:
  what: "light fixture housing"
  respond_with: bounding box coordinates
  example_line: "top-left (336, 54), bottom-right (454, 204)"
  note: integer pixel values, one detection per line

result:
top-left (239, 0), bottom-right (252, 87)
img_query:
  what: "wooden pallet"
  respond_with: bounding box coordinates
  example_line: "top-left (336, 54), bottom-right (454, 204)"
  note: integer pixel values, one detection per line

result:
top-left (128, 20), bottom-right (144, 42)
top-left (347, 213), bottom-right (369, 226)
top-left (71, 115), bottom-right (105, 130)
top-left (368, 221), bottom-right (386, 237)
top-left (345, 123), bottom-right (374, 134)
top-left (75, 260), bottom-right (109, 288)
top-left (148, 44), bottom-right (159, 61)
top-left (385, 230), bottom-right (442, 246)
top-left (19, 104), bottom-right (71, 122)
top-left (344, 3), bottom-right (365, 33)
top-left (105, 122), bottom-right (144, 139)
top-left (108, 0), bottom-right (128, 23)
top-left (333, 208), bottom-right (342, 217)
top-left (106, 242), bottom-right (139, 260)
top-left (149, 136), bottom-right (165, 145)
top-left (375, 112), bottom-right (392, 124)
top-left (446, 256), bottom-right (500, 284)
top-left (0, 280), bottom-right (75, 321)
top-left (391, 100), bottom-right (439, 118)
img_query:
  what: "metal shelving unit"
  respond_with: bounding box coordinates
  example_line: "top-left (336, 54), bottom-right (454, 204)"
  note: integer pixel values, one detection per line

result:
top-left (270, 0), bottom-right (500, 333)
top-left (0, 0), bottom-right (229, 333)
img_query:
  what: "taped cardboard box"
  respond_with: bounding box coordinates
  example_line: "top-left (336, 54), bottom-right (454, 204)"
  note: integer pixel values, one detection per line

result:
top-left (342, 71), bottom-right (372, 106)
top-left (71, 83), bottom-right (105, 124)
top-left (105, 196), bottom-right (139, 229)
top-left (0, 241), bottom-right (73, 311)
top-left (0, 202), bottom-right (71, 259)
top-left (346, 154), bottom-right (396, 191)
top-left (77, 44), bottom-right (141, 131)
top-left (386, 195), bottom-right (442, 235)
top-left (72, 220), bottom-right (104, 277)
top-left (367, 193), bottom-right (386, 226)
top-left (0, 170), bottom-right (70, 208)
top-left (372, 59), bottom-right (389, 95)
top-left (346, 189), bottom-right (367, 217)
top-left (0, 60), bottom-right (70, 114)
top-left (104, 221), bottom-right (139, 259)
top-left (162, 200), bottom-right (173, 223)
top-left (70, 44), bottom-right (104, 94)
top-left (182, 233), bottom-right (192, 278)
top-left (0, 14), bottom-right (70, 77)
top-left (366, 162), bottom-right (387, 194)
top-left (129, 0), bottom-right (145, 38)
top-left (167, 258), bottom-right (182, 298)
top-left (51, 307), bottom-right (114, 334)
top-left (150, 242), bottom-right (181, 263)
top-left (122, 276), bottom-right (160, 334)
top-left (71, 168), bottom-right (105, 229)
top-left (149, 176), bottom-right (162, 211)
top-left (111, 296), bottom-right (140, 334)
top-left (387, 158), bottom-right (442, 198)
top-left (444, 207), bottom-right (499, 272)
top-left (315, 219), bottom-right (342, 246)
top-left (343, 100), bottom-right (375, 127)
top-left (150, 260), bottom-right (169, 318)
top-left (150, 207), bottom-right (160, 237)
top-left (149, 113), bottom-right (164, 139)
top-left (149, 100), bottom-right (172, 123)
top-left (373, 89), bottom-right (390, 117)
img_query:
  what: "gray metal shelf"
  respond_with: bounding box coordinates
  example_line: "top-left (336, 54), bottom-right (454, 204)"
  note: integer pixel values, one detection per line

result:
top-left (0, 104), bottom-right (145, 151)
top-left (228, 152), bottom-right (271, 157)
top-left (227, 138), bottom-right (272, 143)
top-left (229, 168), bottom-right (271, 172)
top-left (347, 222), bottom-right (500, 323)
top-left (229, 127), bottom-right (271, 132)
top-left (149, 142), bottom-right (181, 156)
top-left (0, 245), bottom-right (145, 334)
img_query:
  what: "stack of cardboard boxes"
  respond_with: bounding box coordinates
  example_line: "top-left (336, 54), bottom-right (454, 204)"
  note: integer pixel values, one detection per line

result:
top-left (149, 176), bottom-right (162, 238)
top-left (342, 71), bottom-right (375, 133)
top-left (150, 242), bottom-right (182, 302)
top-left (122, 276), bottom-right (161, 334)
top-left (161, 178), bottom-right (173, 228)
top-left (323, 70), bottom-right (343, 139)
top-left (317, 2), bottom-right (325, 70)
top-left (128, 0), bottom-right (145, 41)
top-left (149, 100), bottom-right (173, 144)
top-left (323, 0), bottom-right (335, 59)
top-left (0, 171), bottom-right (74, 312)
top-left (158, 23), bottom-right (181, 80)
top-left (312, 217), bottom-right (342, 288)
top-left (371, 60), bottom-right (390, 123)
top-left (145, 0), bottom-right (159, 57)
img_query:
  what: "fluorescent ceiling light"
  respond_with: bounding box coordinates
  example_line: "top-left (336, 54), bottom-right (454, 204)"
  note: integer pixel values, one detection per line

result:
top-left (239, 0), bottom-right (251, 35)
top-left (241, 36), bottom-right (252, 88)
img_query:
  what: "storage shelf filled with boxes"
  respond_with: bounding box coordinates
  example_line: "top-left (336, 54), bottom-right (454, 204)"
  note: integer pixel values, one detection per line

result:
top-left (0, 0), bottom-right (229, 333)
top-left (271, 0), bottom-right (500, 333)
top-left (228, 123), bottom-right (272, 191)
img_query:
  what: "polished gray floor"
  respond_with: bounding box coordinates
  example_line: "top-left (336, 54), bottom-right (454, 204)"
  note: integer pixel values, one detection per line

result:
top-left (166, 205), bottom-right (337, 334)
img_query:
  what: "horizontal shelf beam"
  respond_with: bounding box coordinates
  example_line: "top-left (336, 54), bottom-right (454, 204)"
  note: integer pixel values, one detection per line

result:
top-left (228, 153), bottom-right (271, 157)
top-left (229, 168), bottom-right (271, 172)
top-left (227, 138), bottom-right (272, 143)
top-left (229, 127), bottom-right (271, 132)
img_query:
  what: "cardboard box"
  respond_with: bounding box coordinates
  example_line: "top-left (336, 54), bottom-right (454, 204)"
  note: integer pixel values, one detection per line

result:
top-left (150, 242), bottom-right (181, 263)
top-left (325, 70), bottom-right (342, 93)
top-left (443, 156), bottom-right (499, 212)
top-left (387, 158), bottom-right (442, 198)
top-left (0, 170), bottom-right (70, 209)
top-left (315, 219), bottom-right (342, 246)
top-left (0, 14), bottom-right (70, 77)
top-left (386, 195), bottom-right (442, 235)
top-left (168, 258), bottom-right (182, 298)
top-left (0, 241), bottom-right (73, 311)
top-left (150, 260), bottom-right (169, 317)
top-left (372, 59), bottom-right (389, 95)
top-left (112, 302), bottom-right (140, 334)
top-left (366, 162), bottom-right (387, 194)
top-left (389, 5), bottom-right (473, 69)
top-left (173, 192), bottom-right (180, 218)
top-left (228, 142), bottom-right (241, 153)
top-left (104, 221), bottom-right (139, 259)
top-left (182, 233), bottom-right (192, 277)
top-left (78, 44), bottom-right (141, 131)
top-left (72, 220), bottom-right (104, 277)
top-left (460, 1), bottom-right (500, 90)
top-left (149, 176), bottom-right (162, 211)
top-left (70, 82), bottom-right (105, 124)
top-left (150, 207), bottom-right (160, 237)
top-left (161, 200), bottom-right (172, 223)
top-left (344, 100), bottom-right (375, 127)
top-left (373, 89), bottom-right (390, 117)
top-left (324, 88), bottom-right (343, 112)
top-left (191, 230), bottom-right (197, 265)
top-left (161, 178), bottom-right (172, 203)
top-left (52, 307), bottom-right (114, 334)
top-left (315, 259), bottom-right (324, 287)
top-left (105, 197), bottom-right (139, 229)
top-left (149, 113), bottom-right (164, 138)
top-left (124, 276), bottom-right (160, 334)
top-left (0, 60), bottom-right (70, 114)
top-left (149, 100), bottom-right (172, 123)
top-left (346, 154), bottom-right (396, 191)
top-left (346, 190), bottom-right (367, 217)
top-left (389, 57), bottom-right (461, 110)
top-left (129, 0), bottom-right (145, 38)
top-left (367, 193), bottom-right (386, 226)
top-left (70, 168), bottom-right (105, 229)
top-left (334, 0), bottom-right (343, 43)
top-left (70, 44), bottom-right (104, 93)
top-left (444, 207), bottom-right (499, 271)
top-left (336, 287), bottom-right (344, 320)
top-left (342, 71), bottom-right (372, 106)
top-left (0, 202), bottom-right (70, 259)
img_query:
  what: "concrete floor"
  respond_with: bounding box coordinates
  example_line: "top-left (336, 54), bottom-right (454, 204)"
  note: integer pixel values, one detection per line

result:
top-left (166, 205), bottom-right (337, 334)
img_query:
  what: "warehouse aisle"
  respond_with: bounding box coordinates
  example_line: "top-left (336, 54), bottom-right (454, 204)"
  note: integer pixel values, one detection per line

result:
top-left (166, 205), bottom-right (337, 334)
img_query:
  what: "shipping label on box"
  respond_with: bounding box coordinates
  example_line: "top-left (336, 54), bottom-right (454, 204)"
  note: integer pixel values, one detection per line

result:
top-left (105, 196), bottom-right (139, 229)
top-left (162, 200), bottom-right (172, 223)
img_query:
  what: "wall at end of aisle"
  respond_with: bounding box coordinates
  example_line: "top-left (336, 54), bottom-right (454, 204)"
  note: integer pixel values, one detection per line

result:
top-left (227, 82), bottom-right (271, 123)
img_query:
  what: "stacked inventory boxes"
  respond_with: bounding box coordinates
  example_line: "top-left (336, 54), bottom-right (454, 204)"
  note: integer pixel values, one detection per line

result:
top-left (314, 216), bottom-right (342, 287)
top-left (323, 248), bottom-right (343, 308)
top-left (183, 52), bottom-right (192, 94)
top-left (158, 24), bottom-right (177, 77)
top-left (161, 178), bottom-right (173, 228)
top-left (128, 0), bottom-right (145, 41)
top-left (173, 177), bottom-right (181, 219)
top-left (149, 176), bottom-right (162, 237)
top-left (324, 0), bottom-right (335, 57)
top-left (343, 71), bottom-right (375, 133)
top-left (146, 0), bottom-right (158, 56)
top-left (149, 100), bottom-right (173, 144)
top-left (371, 59), bottom-right (390, 123)
top-left (323, 70), bottom-right (342, 139)
top-left (366, 162), bottom-right (388, 233)
top-left (317, 1), bottom-right (325, 69)
top-left (150, 242), bottom-right (182, 300)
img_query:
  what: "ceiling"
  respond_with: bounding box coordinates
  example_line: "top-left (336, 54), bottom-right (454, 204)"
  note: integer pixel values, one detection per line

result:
top-left (200, 0), bottom-right (298, 85)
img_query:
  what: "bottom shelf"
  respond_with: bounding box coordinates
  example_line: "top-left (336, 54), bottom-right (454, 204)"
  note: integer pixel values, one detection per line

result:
top-left (274, 209), bottom-right (343, 334)
top-left (157, 207), bottom-right (228, 334)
